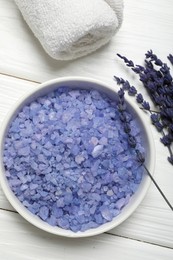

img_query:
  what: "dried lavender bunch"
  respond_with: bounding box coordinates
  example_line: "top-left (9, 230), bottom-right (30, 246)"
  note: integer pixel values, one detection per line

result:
top-left (117, 88), bottom-right (173, 210)
top-left (116, 50), bottom-right (173, 165)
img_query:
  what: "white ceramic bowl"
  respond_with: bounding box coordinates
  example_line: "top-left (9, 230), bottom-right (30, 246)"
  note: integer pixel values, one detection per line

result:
top-left (0, 77), bottom-right (155, 237)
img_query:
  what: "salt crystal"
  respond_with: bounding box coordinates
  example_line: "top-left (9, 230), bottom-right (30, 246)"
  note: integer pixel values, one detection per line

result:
top-left (31, 161), bottom-right (38, 170)
top-left (30, 183), bottom-right (39, 190)
top-left (52, 206), bottom-right (63, 218)
top-left (20, 184), bottom-right (28, 191)
top-left (57, 218), bottom-right (69, 229)
top-left (95, 214), bottom-right (103, 224)
top-left (107, 190), bottom-right (114, 196)
top-left (115, 198), bottom-right (126, 210)
top-left (91, 145), bottom-right (104, 158)
top-left (14, 140), bottom-right (24, 149)
top-left (23, 200), bottom-right (31, 207)
top-left (82, 182), bottom-right (92, 192)
top-left (47, 215), bottom-right (57, 226)
top-left (100, 206), bottom-right (113, 221)
top-left (75, 154), bottom-right (85, 164)
top-left (18, 146), bottom-right (30, 157)
top-left (56, 197), bottom-right (65, 207)
top-left (90, 193), bottom-right (101, 202)
top-left (69, 90), bottom-right (80, 98)
top-left (56, 155), bottom-right (62, 162)
top-left (90, 205), bottom-right (96, 214)
top-left (99, 136), bottom-right (108, 145)
top-left (38, 154), bottom-right (46, 162)
top-left (90, 136), bottom-right (99, 146)
top-left (39, 206), bottom-right (49, 220)
top-left (39, 163), bottom-right (47, 171)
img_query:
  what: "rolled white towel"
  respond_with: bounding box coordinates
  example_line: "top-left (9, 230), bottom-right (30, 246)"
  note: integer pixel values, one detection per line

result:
top-left (15, 0), bottom-right (124, 60)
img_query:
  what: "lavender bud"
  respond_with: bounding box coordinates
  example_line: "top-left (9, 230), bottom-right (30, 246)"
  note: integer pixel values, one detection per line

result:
top-left (169, 124), bottom-right (173, 132)
top-left (124, 122), bottom-right (131, 134)
top-left (155, 59), bottom-right (163, 66)
top-left (136, 93), bottom-right (144, 104)
top-left (114, 76), bottom-right (125, 85)
top-left (153, 94), bottom-right (164, 106)
top-left (139, 74), bottom-right (148, 83)
top-left (160, 134), bottom-right (172, 146)
top-left (168, 156), bottom-right (173, 165)
top-left (145, 60), bottom-right (154, 69)
top-left (118, 103), bottom-right (127, 112)
top-left (119, 112), bottom-right (127, 122)
top-left (147, 82), bottom-right (157, 92)
top-left (161, 117), bottom-right (170, 127)
top-left (150, 113), bottom-right (160, 123)
top-left (128, 86), bottom-right (137, 96)
top-left (145, 50), bottom-right (154, 59)
top-left (118, 88), bottom-right (125, 99)
top-left (164, 96), bottom-right (173, 108)
top-left (123, 80), bottom-right (131, 91)
top-left (128, 135), bottom-right (136, 148)
top-left (162, 108), bottom-right (173, 119)
top-left (132, 65), bottom-right (144, 74)
top-left (160, 64), bottom-right (170, 75)
top-left (117, 54), bottom-right (134, 67)
top-left (155, 121), bottom-right (164, 132)
top-left (167, 54), bottom-right (173, 65)
top-left (136, 150), bottom-right (145, 164)
top-left (142, 101), bottom-right (150, 111)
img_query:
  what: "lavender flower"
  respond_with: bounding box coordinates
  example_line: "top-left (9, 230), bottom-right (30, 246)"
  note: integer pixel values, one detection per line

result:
top-left (116, 83), bottom-right (173, 210)
top-left (116, 50), bottom-right (173, 165)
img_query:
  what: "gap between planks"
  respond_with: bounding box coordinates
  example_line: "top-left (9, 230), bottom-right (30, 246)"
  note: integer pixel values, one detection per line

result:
top-left (106, 232), bottom-right (173, 250)
top-left (0, 207), bottom-right (172, 250)
top-left (0, 72), bottom-right (41, 84)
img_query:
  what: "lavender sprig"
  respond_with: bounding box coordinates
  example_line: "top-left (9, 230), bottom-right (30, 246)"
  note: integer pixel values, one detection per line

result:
top-left (168, 54), bottom-right (173, 65)
top-left (116, 50), bottom-right (173, 165)
top-left (117, 88), bottom-right (173, 211)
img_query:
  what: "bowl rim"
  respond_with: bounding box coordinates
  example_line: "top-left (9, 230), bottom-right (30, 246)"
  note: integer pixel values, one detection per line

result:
top-left (0, 76), bottom-right (155, 237)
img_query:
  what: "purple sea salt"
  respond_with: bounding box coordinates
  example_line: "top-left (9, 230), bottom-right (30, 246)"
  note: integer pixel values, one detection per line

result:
top-left (91, 145), bottom-right (104, 158)
top-left (3, 87), bottom-right (145, 232)
top-left (39, 206), bottom-right (49, 221)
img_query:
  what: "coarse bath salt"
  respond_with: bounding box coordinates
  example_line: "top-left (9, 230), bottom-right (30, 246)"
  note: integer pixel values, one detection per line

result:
top-left (3, 87), bottom-right (145, 232)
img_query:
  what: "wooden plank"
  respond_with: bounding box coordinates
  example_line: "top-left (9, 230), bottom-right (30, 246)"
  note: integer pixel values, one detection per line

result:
top-left (1, 0), bottom-right (173, 255)
top-left (0, 74), bottom-right (173, 248)
top-left (0, 74), bottom-right (38, 210)
top-left (0, 0), bottom-right (173, 83)
top-left (0, 210), bottom-right (172, 260)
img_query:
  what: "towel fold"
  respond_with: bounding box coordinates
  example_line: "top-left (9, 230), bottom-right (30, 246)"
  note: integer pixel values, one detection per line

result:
top-left (15, 0), bottom-right (123, 60)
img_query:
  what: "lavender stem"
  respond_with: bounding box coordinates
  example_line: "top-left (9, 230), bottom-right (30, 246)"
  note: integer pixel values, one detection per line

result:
top-left (143, 164), bottom-right (173, 211)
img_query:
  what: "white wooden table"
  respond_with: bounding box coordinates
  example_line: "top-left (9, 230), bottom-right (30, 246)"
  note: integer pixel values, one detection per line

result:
top-left (0, 0), bottom-right (173, 259)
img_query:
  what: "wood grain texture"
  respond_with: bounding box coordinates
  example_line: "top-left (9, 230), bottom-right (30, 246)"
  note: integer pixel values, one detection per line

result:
top-left (0, 210), bottom-right (173, 260)
top-left (0, 0), bottom-right (173, 257)
top-left (0, 0), bottom-right (173, 83)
